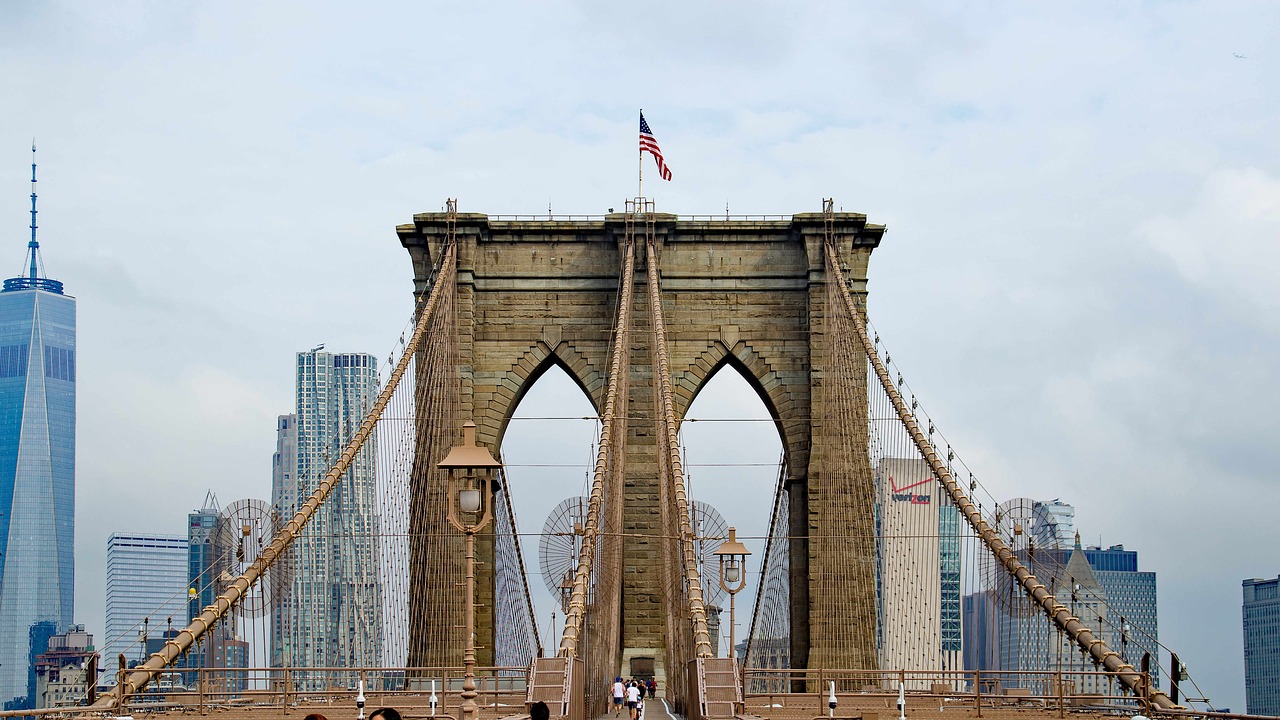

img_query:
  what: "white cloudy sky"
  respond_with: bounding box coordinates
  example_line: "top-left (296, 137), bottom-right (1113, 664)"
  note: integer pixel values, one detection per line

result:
top-left (3, 1), bottom-right (1279, 711)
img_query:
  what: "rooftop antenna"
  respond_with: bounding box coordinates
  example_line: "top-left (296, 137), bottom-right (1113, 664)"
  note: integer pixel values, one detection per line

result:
top-left (3, 142), bottom-right (63, 294)
top-left (28, 140), bottom-right (38, 280)
top-left (202, 489), bottom-right (220, 512)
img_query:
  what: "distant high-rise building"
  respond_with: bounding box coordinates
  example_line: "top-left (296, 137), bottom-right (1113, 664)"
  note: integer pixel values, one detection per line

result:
top-left (103, 534), bottom-right (189, 670)
top-left (25, 620), bottom-right (58, 710)
top-left (33, 624), bottom-right (95, 708)
top-left (0, 145), bottom-right (76, 709)
top-left (963, 499), bottom-right (1158, 692)
top-left (33, 624), bottom-right (96, 709)
top-left (181, 491), bottom-right (253, 683)
top-left (187, 493), bottom-right (220, 624)
top-left (1243, 576), bottom-right (1280, 715)
top-left (270, 414), bottom-right (297, 667)
top-left (971, 533), bottom-right (1113, 692)
top-left (271, 415), bottom-right (298, 520)
top-left (185, 491), bottom-right (235, 681)
top-left (206, 634), bottom-right (250, 692)
top-left (1030, 499), bottom-right (1075, 550)
top-left (1085, 544), bottom-right (1159, 685)
top-left (962, 591), bottom-right (996, 673)
top-left (274, 349), bottom-right (381, 677)
top-left (874, 457), bottom-right (962, 680)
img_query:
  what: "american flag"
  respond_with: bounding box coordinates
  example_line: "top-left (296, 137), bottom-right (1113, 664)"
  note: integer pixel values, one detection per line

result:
top-left (639, 112), bottom-right (672, 181)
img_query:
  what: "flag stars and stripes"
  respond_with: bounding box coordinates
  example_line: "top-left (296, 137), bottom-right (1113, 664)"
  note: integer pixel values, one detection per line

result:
top-left (639, 112), bottom-right (672, 181)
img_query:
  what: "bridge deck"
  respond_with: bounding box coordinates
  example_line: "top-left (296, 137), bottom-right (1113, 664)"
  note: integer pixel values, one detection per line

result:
top-left (595, 697), bottom-right (683, 720)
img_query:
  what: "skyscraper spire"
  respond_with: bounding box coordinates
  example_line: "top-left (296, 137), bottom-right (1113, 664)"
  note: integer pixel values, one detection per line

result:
top-left (4, 141), bottom-right (63, 294)
top-left (29, 140), bottom-right (38, 281)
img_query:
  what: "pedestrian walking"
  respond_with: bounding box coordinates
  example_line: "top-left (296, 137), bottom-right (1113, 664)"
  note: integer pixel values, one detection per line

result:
top-left (612, 676), bottom-right (626, 717)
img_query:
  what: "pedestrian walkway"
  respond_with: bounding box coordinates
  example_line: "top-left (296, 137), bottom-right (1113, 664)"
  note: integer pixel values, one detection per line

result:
top-left (645, 698), bottom-right (682, 720)
top-left (597, 696), bottom-right (682, 720)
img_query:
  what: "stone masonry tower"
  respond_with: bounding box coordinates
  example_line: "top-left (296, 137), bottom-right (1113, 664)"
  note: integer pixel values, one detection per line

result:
top-left (398, 206), bottom-right (885, 678)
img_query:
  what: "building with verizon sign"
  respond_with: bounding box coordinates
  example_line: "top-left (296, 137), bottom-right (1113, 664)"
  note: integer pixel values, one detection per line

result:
top-left (874, 458), bottom-right (962, 683)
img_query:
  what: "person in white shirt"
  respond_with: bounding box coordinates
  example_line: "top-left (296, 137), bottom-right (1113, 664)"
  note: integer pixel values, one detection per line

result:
top-left (612, 677), bottom-right (626, 717)
top-left (626, 681), bottom-right (642, 719)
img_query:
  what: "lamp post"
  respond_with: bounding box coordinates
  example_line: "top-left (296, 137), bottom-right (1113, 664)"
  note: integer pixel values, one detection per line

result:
top-left (440, 421), bottom-right (501, 720)
top-left (713, 527), bottom-right (751, 660)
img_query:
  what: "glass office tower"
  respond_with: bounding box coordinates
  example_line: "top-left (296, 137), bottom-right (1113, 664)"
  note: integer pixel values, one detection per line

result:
top-left (187, 495), bottom-right (221, 625)
top-left (103, 534), bottom-right (189, 669)
top-left (269, 415), bottom-right (297, 667)
top-left (0, 148), bottom-right (76, 709)
top-left (274, 349), bottom-right (381, 681)
top-left (1243, 576), bottom-right (1280, 715)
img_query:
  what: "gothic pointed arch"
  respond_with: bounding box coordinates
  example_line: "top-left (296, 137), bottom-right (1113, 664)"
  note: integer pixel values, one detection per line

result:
top-left (673, 338), bottom-right (801, 470)
top-left (483, 332), bottom-right (604, 448)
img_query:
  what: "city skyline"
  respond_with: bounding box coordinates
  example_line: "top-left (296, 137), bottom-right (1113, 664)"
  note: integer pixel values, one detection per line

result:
top-left (4, 2), bottom-right (1279, 712)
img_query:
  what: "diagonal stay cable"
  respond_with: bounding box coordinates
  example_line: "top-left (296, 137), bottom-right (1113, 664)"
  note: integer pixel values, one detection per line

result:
top-left (559, 234), bottom-right (635, 657)
top-left (645, 237), bottom-right (713, 659)
top-left (821, 229), bottom-right (1175, 711)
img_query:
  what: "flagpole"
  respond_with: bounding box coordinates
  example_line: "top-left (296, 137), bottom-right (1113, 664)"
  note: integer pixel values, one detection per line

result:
top-left (638, 109), bottom-right (644, 199)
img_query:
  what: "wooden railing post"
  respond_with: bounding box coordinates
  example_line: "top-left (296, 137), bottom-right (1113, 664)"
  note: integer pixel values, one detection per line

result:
top-left (974, 670), bottom-right (982, 718)
top-left (1056, 670), bottom-right (1064, 718)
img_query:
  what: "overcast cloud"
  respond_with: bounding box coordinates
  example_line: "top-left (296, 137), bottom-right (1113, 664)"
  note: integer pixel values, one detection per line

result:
top-left (2, 1), bottom-right (1277, 711)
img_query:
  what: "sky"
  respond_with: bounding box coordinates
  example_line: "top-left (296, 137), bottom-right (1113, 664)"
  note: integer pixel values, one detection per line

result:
top-left (2, 0), bottom-right (1279, 711)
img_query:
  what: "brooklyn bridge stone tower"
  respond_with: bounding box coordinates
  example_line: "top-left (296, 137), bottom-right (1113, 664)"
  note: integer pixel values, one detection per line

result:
top-left (398, 206), bottom-right (885, 677)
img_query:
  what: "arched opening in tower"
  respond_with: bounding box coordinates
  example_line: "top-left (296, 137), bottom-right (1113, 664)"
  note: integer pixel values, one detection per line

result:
top-left (679, 363), bottom-right (783, 662)
top-left (500, 363), bottom-right (599, 657)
